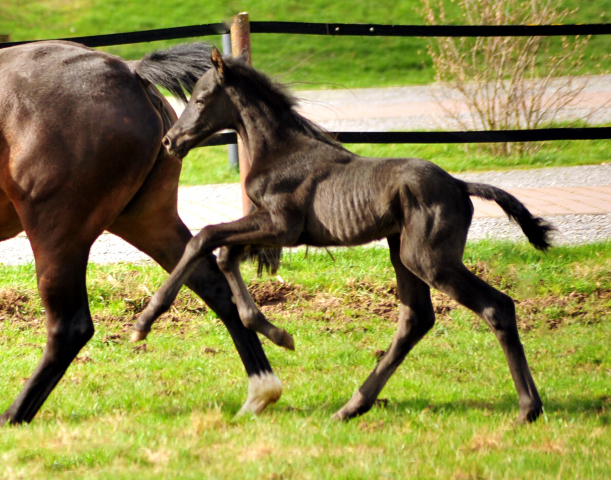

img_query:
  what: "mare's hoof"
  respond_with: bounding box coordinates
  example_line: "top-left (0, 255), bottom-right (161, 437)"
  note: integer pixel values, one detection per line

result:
top-left (130, 330), bottom-right (149, 343)
top-left (236, 372), bottom-right (283, 416)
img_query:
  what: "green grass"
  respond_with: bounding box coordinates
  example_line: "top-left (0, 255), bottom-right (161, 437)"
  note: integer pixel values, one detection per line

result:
top-left (181, 137), bottom-right (611, 185)
top-left (2, 1), bottom-right (610, 88)
top-left (1, 241), bottom-right (610, 478)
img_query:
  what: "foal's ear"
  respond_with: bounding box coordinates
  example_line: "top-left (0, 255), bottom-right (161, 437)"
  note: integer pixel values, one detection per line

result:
top-left (210, 46), bottom-right (225, 78)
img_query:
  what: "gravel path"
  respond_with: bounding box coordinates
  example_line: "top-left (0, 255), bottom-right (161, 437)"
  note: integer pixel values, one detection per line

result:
top-left (1, 164), bottom-right (608, 266)
top-left (456, 164), bottom-right (611, 245)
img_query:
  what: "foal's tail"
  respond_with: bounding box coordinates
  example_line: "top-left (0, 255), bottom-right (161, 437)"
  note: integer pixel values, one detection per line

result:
top-left (466, 182), bottom-right (554, 250)
top-left (131, 43), bottom-right (212, 103)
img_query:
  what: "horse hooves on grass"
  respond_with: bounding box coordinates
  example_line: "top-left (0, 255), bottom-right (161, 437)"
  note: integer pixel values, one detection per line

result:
top-left (130, 330), bottom-right (149, 343)
top-left (331, 410), bottom-right (352, 422)
top-left (517, 405), bottom-right (543, 424)
top-left (0, 412), bottom-right (11, 427)
top-left (276, 329), bottom-right (295, 351)
top-left (235, 372), bottom-right (283, 416)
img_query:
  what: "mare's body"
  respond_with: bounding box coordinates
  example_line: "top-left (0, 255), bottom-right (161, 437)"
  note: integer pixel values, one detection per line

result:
top-left (0, 41), bottom-right (280, 425)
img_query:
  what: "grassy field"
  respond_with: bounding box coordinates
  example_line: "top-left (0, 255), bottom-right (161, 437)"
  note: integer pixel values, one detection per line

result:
top-left (2, 0), bottom-right (611, 89)
top-left (2, 2), bottom-right (611, 478)
top-left (0, 241), bottom-right (610, 478)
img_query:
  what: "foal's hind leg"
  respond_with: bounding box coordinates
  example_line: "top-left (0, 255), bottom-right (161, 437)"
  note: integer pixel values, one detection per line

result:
top-left (401, 241), bottom-right (543, 423)
top-left (217, 245), bottom-right (294, 350)
top-left (334, 235), bottom-right (435, 420)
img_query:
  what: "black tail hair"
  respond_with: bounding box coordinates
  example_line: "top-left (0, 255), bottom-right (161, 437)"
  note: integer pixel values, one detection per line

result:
top-left (465, 182), bottom-right (554, 250)
top-left (133, 42), bottom-right (212, 103)
top-left (247, 247), bottom-right (283, 276)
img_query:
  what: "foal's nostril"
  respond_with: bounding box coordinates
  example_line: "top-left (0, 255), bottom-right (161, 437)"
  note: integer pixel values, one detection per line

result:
top-left (162, 135), bottom-right (173, 151)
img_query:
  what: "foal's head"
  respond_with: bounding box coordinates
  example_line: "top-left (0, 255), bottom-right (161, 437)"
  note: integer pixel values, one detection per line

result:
top-left (163, 46), bottom-right (296, 159)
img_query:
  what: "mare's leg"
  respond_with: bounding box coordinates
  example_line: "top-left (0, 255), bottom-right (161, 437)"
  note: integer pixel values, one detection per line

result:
top-left (334, 235), bottom-right (435, 420)
top-left (0, 238), bottom-right (93, 425)
top-left (399, 226), bottom-right (542, 423)
top-left (107, 169), bottom-right (282, 413)
top-left (217, 246), bottom-right (294, 350)
top-left (133, 210), bottom-right (296, 350)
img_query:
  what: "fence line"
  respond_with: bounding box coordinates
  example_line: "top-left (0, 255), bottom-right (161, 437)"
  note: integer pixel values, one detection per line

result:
top-left (3, 22), bottom-right (611, 49)
top-left (249, 22), bottom-right (611, 37)
top-left (199, 127), bottom-right (611, 148)
top-left (2, 20), bottom-right (610, 146)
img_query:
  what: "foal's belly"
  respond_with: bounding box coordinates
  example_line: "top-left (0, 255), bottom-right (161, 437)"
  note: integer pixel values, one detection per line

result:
top-left (302, 181), bottom-right (399, 246)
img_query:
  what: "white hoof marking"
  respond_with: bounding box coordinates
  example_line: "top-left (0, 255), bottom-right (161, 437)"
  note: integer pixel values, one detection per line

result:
top-left (237, 372), bottom-right (282, 416)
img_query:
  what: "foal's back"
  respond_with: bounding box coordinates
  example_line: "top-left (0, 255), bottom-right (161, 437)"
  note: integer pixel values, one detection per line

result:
top-left (300, 153), bottom-right (470, 247)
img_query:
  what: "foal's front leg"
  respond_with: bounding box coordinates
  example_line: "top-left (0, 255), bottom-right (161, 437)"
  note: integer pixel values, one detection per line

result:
top-left (132, 212), bottom-right (297, 350)
top-left (218, 245), bottom-right (294, 350)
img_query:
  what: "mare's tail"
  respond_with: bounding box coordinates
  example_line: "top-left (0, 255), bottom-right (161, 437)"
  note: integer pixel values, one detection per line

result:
top-left (465, 182), bottom-right (554, 250)
top-left (131, 43), bottom-right (212, 103)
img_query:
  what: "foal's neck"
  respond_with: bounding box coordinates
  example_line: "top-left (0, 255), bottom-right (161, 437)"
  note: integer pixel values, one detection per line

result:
top-left (231, 93), bottom-right (307, 165)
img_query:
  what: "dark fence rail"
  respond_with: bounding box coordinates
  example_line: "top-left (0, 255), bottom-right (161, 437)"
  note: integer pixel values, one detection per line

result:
top-left (2, 21), bottom-right (611, 145)
top-left (200, 127), bottom-right (611, 148)
top-left (250, 22), bottom-right (611, 37)
top-left (3, 22), bottom-right (611, 49)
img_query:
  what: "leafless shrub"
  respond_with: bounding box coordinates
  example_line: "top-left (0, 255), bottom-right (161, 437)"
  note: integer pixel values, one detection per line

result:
top-left (422, 0), bottom-right (602, 155)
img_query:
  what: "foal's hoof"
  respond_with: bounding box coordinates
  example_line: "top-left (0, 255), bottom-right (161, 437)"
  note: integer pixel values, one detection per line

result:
top-left (332, 392), bottom-right (368, 421)
top-left (517, 404), bottom-right (543, 423)
top-left (0, 412), bottom-right (11, 427)
top-left (130, 330), bottom-right (149, 343)
top-left (280, 330), bottom-right (295, 351)
top-left (266, 327), bottom-right (295, 351)
top-left (276, 329), bottom-right (295, 351)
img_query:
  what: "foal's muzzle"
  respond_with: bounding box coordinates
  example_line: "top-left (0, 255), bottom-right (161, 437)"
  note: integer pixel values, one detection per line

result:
top-left (162, 133), bottom-right (188, 159)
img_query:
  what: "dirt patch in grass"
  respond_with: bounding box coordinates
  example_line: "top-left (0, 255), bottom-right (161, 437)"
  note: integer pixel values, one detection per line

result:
top-left (247, 278), bottom-right (456, 324)
top-left (0, 288), bottom-right (30, 315)
top-left (1, 272), bottom-right (609, 335)
top-left (516, 288), bottom-right (611, 331)
top-left (246, 276), bottom-right (610, 333)
top-left (0, 287), bottom-right (42, 327)
top-left (249, 280), bottom-right (310, 307)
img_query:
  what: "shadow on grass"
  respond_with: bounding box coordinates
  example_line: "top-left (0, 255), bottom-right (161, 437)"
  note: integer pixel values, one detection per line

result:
top-left (318, 392), bottom-right (611, 422)
top-left (30, 392), bottom-right (610, 426)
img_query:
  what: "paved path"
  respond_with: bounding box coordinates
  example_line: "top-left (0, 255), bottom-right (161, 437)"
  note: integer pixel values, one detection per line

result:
top-left (1, 81), bottom-right (610, 265)
top-left (293, 75), bottom-right (611, 131)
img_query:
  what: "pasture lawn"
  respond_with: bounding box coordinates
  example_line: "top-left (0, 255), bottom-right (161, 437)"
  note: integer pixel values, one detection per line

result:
top-left (180, 137), bottom-right (611, 185)
top-left (0, 241), bottom-right (610, 478)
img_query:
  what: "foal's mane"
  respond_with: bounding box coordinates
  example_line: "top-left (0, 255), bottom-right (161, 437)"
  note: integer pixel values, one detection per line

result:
top-left (224, 58), bottom-right (344, 149)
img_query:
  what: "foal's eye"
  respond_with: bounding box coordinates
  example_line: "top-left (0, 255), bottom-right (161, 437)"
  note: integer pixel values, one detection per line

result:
top-left (195, 98), bottom-right (205, 105)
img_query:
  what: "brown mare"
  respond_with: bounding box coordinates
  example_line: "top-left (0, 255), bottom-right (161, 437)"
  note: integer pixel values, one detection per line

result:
top-left (135, 48), bottom-right (552, 423)
top-left (0, 41), bottom-right (281, 425)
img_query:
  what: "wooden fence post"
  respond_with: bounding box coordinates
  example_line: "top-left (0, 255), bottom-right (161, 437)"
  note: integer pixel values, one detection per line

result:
top-left (230, 12), bottom-right (252, 216)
